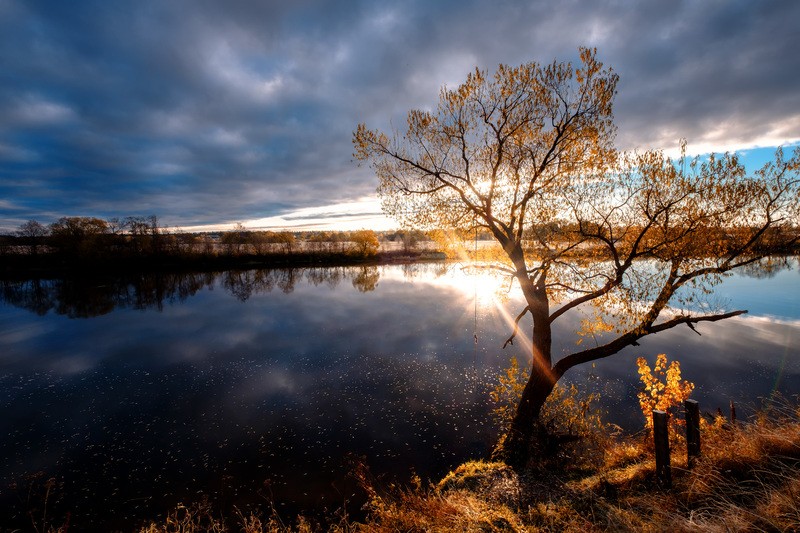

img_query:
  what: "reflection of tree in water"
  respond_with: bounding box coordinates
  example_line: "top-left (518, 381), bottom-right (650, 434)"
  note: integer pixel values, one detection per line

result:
top-left (54, 281), bottom-right (117, 317)
top-left (738, 256), bottom-right (793, 279)
top-left (223, 270), bottom-right (268, 301)
top-left (1, 266), bottom-right (383, 316)
top-left (222, 269), bottom-right (298, 301)
top-left (0, 272), bottom-right (215, 318)
top-left (223, 267), bottom-right (378, 299)
top-left (324, 267), bottom-right (344, 289)
top-left (1, 279), bottom-right (54, 316)
top-left (305, 267), bottom-right (344, 289)
top-left (401, 262), bottom-right (450, 280)
top-left (352, 266), bottom-right (380, 292)
top-left (401, 263), bottom-right (420, 279)
top-left (277, 269), bottom-right (298, 294)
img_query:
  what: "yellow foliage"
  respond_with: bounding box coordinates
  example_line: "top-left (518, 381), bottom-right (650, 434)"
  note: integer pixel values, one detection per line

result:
top-left (636, 354), bottom-right (694, 434)
top-left (491, 358), bottom-right (606, 444)
top-left (426, 228), bottom-right (465, 259)
top-left (576, 311), bottom-right (616, 345)
top-left (349, 229), bottom-right (379, 257)
top-left (489, 357), bottom-right (527, 432)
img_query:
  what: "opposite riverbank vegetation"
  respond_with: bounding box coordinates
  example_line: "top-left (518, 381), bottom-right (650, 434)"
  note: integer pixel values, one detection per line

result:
top-left (0, 215), bottom-right (449, 277)
top-left (3, 215), bottom-right (798, 279)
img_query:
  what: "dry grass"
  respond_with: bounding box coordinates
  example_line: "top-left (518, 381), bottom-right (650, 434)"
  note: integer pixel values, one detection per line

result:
top-left (664, 402), bottom-right (800, 532)
top-left (137, 498), bottom-right (346, 533)
top-left (354, 396), bottom-right (800, 533)
top-left (355, 487), bottom-right (526, 532)
top-left (138, 500), bottom-right (226, 533)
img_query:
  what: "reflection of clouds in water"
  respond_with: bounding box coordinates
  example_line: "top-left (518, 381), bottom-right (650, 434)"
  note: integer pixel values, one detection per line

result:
top-left (0, 263), bottom-right (797, 529)
top-left (49, 354), bottom-right (94, 375)
top-left (1, 265), bottom-right (796, 412)
top-left (236, 366), bottom-right (300, 399)
top-left (658, 317), bottom-right (797, 371)
top-left (0, 319), bottom-right (56, 345)
top-left (563, 313), bottom-right (799, 428)
top-left (739, 316), bottom-right (799, 344)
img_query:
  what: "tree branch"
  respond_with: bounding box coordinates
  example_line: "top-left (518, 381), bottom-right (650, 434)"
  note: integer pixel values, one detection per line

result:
top-left (552, 309), bottom-right (747, 377)
top-left (503, 305), bottom-right (531, 348)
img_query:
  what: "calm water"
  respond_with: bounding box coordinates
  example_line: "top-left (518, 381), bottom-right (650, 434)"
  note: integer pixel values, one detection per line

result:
top-left (1, 260), bottom-right (798, 530)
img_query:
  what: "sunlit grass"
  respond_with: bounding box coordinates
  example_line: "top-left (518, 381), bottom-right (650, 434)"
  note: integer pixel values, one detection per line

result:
top-left (351, 395), bottom-right (800, 533)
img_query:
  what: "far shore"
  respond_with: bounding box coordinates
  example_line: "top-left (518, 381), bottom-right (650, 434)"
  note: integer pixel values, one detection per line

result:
top-left (0, 249), bottom-right (449, 279)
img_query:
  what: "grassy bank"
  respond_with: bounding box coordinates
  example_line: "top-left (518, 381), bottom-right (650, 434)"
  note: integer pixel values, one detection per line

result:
top-left (130, 398), bottom-right (800, 532)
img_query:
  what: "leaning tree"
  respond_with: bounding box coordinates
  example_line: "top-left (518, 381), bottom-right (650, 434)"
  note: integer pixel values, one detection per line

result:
top-left (353, 48), bottom-right (800, 466)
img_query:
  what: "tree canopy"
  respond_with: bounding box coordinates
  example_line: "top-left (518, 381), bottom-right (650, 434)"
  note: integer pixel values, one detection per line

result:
top-left (354, 47), bottom-right (800, 466)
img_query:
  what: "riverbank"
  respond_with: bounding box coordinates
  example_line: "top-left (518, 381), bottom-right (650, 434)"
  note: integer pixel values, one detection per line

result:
top-left (356, 405), bottom-right (800, 532)
top-left (135, 398), bottom-right (799, 532)
top-left (0, 249), bottom-right (447, 279)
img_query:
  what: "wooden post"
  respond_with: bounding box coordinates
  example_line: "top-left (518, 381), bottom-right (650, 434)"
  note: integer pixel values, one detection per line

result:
top-left (685, 399), bottom-right (701, 467)
top-left (729, 400), bottom-right (737, 426)
top-left (653, 410), bottom-right (671, 488)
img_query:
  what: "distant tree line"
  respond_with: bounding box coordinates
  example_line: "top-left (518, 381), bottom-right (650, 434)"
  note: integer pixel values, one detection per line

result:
top-left (4, 216), bottom-right (794, 271)
top-left (0, 216), bottom-right (439, 272)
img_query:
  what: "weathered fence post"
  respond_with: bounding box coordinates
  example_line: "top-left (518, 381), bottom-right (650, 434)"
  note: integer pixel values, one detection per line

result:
top-left (653, 410), bottom-right (671, 488)
top-left (685, 399), bottom-right (701, 467)
top-left (729, 400), bottom-right (737, 426)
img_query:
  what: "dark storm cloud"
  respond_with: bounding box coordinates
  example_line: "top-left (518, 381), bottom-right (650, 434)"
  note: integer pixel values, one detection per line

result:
top-left (1, 0), bottom-right (798, 231)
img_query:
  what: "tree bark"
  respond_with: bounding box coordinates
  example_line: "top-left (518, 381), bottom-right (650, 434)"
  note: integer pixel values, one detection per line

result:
top-left (495, 261), bottom-right (559, 467)
top-left (497, 362), bottom-right (558, 467)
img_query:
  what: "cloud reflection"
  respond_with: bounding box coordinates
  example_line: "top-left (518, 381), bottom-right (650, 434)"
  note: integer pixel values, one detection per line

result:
top-left (0, 262), bottom-right (797, 529)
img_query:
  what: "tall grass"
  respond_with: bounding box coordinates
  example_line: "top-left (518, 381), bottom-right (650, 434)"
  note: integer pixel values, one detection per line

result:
top-left (347, 395), bottom-right (800, 532)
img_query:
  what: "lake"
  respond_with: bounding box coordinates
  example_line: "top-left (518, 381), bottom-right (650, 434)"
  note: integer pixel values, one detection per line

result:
top-left (1, 259), bottom-right (798, 530)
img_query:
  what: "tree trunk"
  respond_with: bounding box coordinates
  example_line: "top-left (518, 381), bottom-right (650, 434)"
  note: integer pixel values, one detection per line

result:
top-left (498, 364), bottom-right (557, 467)
top-left (494, 260), bottom-right (559, 468)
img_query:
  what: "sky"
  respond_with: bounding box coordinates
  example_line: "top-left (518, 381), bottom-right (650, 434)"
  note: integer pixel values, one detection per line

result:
top-left (1, 0), bottom-right (799, 233)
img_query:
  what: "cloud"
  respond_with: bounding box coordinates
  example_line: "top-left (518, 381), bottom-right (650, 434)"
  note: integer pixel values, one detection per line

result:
top-left (202, 197), bottom-right (394, 232)
top-left (0, 143), bottom-right (39, 163)
top-left (7, 95), bottom-right (77, 126)
top-left (1, 0), bottom-right (798, 231)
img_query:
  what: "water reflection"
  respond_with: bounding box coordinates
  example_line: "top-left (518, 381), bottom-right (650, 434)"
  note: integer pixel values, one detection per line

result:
top-left (1, 266), bottom-right (381, 315)
top-left (737, 256), bottom-right (795, 279)
top-left (0, 261), bottom-right (797, 530)
top-left (352, 266), bottom-right (381, 292)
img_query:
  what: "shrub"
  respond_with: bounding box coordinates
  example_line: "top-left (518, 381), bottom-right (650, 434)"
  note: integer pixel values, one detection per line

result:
top-left (636, 353), bottom-right (694, 437)
top-left (490, 358), bottom-right (609, 467)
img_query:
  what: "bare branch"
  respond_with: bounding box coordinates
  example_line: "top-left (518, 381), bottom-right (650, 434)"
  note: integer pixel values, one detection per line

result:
top-left (503, 306), bottom-right (531, 349)
top-left (553, 310), bottom-right (747, 377)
